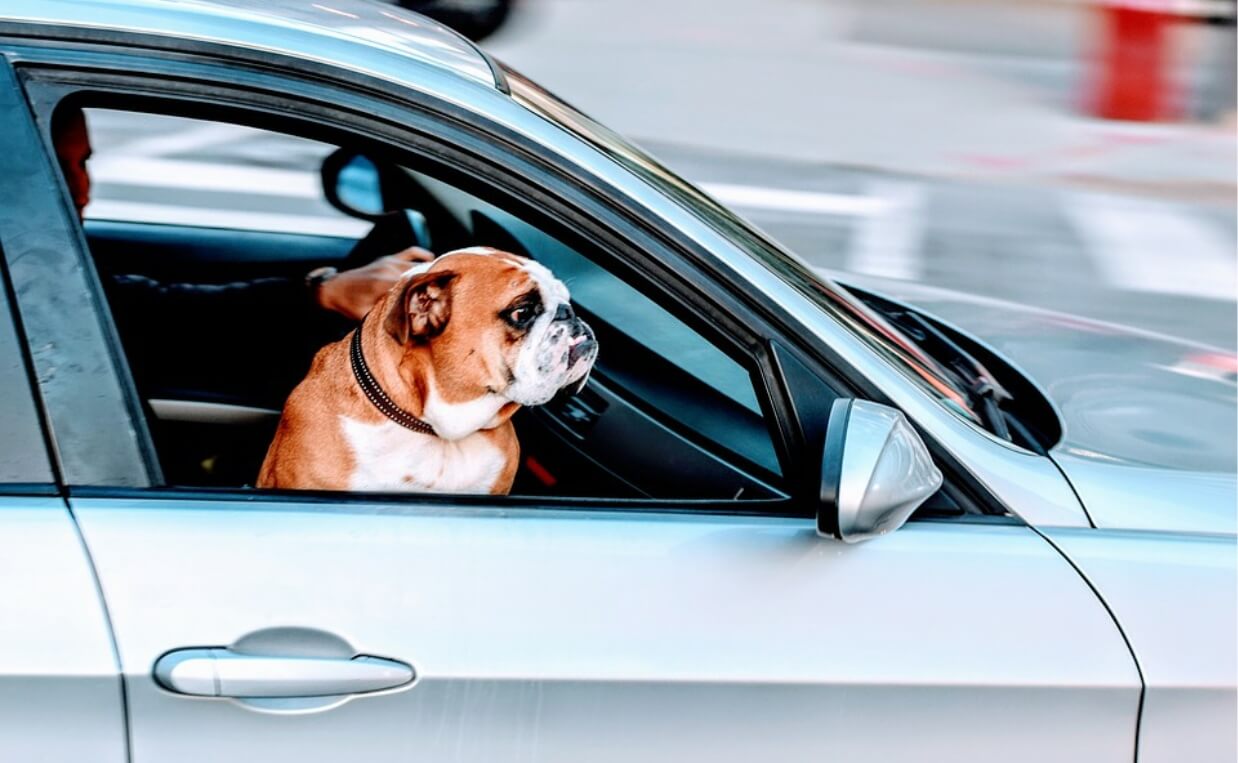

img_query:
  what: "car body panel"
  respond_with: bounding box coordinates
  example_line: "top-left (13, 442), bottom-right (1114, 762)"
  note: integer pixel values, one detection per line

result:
top-left (0, 0), bottom-right (498, 89)
top-left (0, 498), bottom-right (127, 762)
top-left (73, 497), bottom-right (1140, 762)
top-left (831, 271), bottom-right (1238, 535)
top-left (1049, 458), bottom-right (1236, 535)
top-left (1043, 527), bottom-right (1238, 763)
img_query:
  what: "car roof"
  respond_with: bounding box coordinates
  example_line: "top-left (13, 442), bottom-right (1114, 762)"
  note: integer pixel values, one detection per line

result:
top-left (0, 0), bottom-right (500, 89)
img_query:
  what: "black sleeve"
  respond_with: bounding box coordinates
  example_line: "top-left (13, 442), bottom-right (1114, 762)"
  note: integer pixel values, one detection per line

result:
top-left (109, 273), bottom-right (311, 320)
top-left (106, 273), bottom-right (350, 406)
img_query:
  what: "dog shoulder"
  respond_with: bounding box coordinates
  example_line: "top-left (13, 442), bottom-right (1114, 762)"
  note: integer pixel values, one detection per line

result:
top-left (257, 337), bottom-right (357, 489)
top-left (483, 421), bottom-right (520, 495)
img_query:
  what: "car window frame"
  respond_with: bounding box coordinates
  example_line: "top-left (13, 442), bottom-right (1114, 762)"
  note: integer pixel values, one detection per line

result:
top-left (0, 55), bottom-right (157, 489)
top-left (0, 228), bottom-right (57, 492)
top-left (389, 164), bottom-right (787, 475)
top-left (10, 44), bottom-right (817, 513)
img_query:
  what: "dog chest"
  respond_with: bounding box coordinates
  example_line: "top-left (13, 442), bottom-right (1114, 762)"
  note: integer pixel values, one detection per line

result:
top-left (338, 415), bottom-right (508, 494)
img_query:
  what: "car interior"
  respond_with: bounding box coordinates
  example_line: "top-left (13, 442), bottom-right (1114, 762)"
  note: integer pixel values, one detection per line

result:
top-left (74, 107), bottom-right (790, 502)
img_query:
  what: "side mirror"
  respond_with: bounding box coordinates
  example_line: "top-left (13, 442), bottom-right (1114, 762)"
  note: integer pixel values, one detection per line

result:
top-left (322, 148), bottom-right (389, 220)
top-left (817, 399), bottom-right (943, 543)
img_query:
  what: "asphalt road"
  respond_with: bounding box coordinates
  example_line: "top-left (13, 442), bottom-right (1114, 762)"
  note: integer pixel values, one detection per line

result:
top-left (86, 107), bottom-right (1236, 350)
top-left (648, 140), bottom-right (1237, 348)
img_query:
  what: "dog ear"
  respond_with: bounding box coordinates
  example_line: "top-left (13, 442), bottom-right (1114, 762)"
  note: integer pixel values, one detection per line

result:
top-left (385, 269), bottom-right (458, 344)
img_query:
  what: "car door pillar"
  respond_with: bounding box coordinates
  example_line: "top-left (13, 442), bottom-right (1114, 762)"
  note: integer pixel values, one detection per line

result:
top-left (0, 57), bottom-right (158, 487)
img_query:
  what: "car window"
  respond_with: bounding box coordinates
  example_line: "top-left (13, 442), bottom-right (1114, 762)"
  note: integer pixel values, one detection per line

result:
top-left (0, 245), bottom-right (55, 485)
top-left (53, 101), bottom-right (785, 500)
top-left (84, 110), bottom-right (369, 238)
top-left (411, 170), bottom-right (780, 474)
top-left (504, 66), bottom-right (986, 427)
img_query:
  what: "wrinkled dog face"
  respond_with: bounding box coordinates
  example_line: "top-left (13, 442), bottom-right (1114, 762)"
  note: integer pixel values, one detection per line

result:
top-left (386, 248), bottom-right (597, 407)
top-left (502, 257), bottom-right (598, 406)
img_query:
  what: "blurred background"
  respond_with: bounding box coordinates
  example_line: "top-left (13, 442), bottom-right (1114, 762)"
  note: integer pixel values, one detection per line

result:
top-left (91, 0), bottom-right (1236, 347)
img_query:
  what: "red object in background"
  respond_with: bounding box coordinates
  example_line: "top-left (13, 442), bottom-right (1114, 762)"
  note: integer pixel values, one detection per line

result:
top-left (524, 456), bottom-right (557, 487)
top-left (1090, 2), bottom-right (1178, 121)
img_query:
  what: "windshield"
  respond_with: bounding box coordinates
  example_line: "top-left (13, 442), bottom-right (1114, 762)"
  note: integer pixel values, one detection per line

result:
top-left (501, 65), bottom-right (982, 426)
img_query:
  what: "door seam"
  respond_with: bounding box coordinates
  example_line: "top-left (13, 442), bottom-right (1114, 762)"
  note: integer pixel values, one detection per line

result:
top-left (1033, 525), bottom-right (1146, 763)
top-left (63, 497), bottom-right (135, 763)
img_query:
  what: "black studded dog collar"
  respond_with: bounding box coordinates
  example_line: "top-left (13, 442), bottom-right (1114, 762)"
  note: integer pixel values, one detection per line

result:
top-left (349, 324), bottom-right (437, 437)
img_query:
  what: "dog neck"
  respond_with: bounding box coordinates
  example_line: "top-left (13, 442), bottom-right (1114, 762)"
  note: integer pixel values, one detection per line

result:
top-left (359, 317), bottom-right (515, 441)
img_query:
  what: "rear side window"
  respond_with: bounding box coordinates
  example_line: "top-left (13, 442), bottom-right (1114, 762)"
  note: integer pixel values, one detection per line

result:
top-left (0, 248), bottom-right (54, 485)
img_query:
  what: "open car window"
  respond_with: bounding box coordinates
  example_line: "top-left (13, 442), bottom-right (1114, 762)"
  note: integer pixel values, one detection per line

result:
top-left (410, 170), bottom-right (780, 476)
top-left (62, 104), bottom-right (788, 502)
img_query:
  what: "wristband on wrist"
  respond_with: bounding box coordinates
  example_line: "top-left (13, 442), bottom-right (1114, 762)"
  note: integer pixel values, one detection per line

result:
top-left (305, 266), bottom-right (338, 302)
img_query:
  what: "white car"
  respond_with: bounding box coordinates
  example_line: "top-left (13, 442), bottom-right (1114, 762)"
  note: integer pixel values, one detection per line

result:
top-left (0, 1), bottom-right (1232, 761)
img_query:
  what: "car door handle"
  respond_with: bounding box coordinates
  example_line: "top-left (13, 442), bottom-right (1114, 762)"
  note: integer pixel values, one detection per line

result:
top-left (154, 648), bottom-right (415, 698)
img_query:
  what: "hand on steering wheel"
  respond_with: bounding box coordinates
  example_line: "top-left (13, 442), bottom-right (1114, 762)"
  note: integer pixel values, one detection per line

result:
top-left (314, 246), bottom-right (434, 322)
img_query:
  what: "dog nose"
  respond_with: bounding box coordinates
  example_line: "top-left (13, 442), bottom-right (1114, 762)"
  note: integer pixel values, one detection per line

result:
top-left (568, 336), bottom-right (596, 366)
top-left (553, 303), bottom-right (576, 322)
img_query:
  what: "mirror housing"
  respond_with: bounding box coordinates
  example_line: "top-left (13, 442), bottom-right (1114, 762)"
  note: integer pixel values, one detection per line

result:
top-left (322, 148), bottom-right (387, 220)
top-left (818, 399), bottom-right (943, 543)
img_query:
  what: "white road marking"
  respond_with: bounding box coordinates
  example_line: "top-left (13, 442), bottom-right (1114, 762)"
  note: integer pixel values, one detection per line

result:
top-left (845, 179), bottom-right (926, 280)
top-left (92, 157), bottom-right (322, 198)
top-left (88, 158), bottom-right (906, 244)
top-left (101, 122), bottom-right (250, 158)
top-left (1064, 191), bottom-right (1237, 301)
top-left (86, 200), bottom-right (370, 237)
top-left (701, 181), bottom-right (893, 216)
top-left (92, 162), bottom-right (893, 220)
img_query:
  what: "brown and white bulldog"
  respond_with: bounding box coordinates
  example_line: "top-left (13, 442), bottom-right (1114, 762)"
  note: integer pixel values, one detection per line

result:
top-left (257, 247), bottom-right (597, 495)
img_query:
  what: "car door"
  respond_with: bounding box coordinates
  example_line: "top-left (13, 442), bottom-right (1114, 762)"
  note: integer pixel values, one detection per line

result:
top-left (70, 495), bottom-right (1140, 763)
top-left (0, 59), bottom-right (126, 762)
top-left (8, 50), bottom-right (1142, 762)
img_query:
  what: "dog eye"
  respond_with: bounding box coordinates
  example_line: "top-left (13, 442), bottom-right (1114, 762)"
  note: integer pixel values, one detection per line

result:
top-left (504, 304), bottom-right (540, 329)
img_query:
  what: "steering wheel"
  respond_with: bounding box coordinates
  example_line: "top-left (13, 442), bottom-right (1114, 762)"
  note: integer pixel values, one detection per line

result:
top-left (341, 209), bottom-right (432, 269)
top-left (321, 148), bottom-right (432, 266)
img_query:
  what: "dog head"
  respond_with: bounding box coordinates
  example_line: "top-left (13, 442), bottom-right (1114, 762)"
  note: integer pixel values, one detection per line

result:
top-left (384, 247), bottom-right (598, 410)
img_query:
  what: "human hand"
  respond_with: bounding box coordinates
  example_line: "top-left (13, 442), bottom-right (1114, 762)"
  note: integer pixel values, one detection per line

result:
top-left (314, 247), bottom-right (435, 321)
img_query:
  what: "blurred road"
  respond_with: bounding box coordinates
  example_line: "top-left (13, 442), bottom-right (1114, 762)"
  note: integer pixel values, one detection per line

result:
top-left (487, 0), bottom-right (1236, 190)
top-left (86, 0), bottom-right (1236, 349)
top-left (649, 141), bottom-right (1236, 348)
top-left (485, 0), bottom-right (1236, 347)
